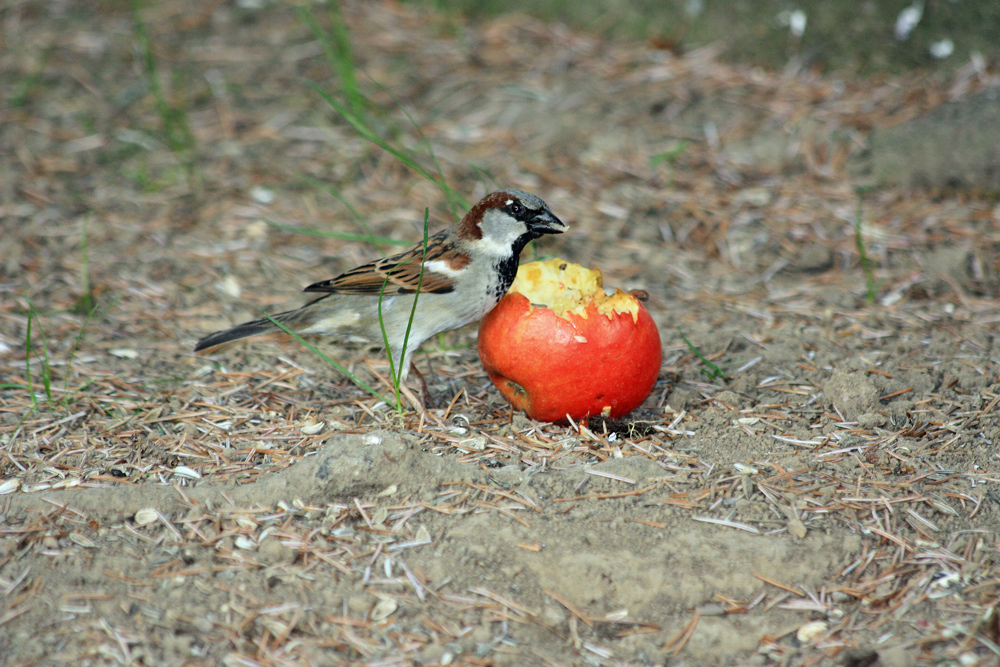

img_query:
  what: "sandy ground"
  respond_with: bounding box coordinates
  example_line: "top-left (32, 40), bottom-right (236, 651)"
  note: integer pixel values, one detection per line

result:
top-left (2, 2), bottom-right (1000, 665)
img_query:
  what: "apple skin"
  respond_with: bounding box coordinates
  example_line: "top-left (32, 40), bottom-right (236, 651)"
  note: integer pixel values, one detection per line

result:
top-left (478, 292), bottom-right (662, 423)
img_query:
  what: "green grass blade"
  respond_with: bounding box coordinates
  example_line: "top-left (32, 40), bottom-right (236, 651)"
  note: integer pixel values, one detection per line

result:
top-left (376, 276), bottom-right (400, 412)
top-left (11, 46), bottom-right (51, 107)
top-left (298, 175), bottom-right (366, 222)
top-left (297, 6), bottom-right (466, 217)
top-left (24, 298), bottom-right (53, 404)
top-left (376, 209), bottom-right (430, 413)
top-left (398, 208), bottom-right (430, 383)
top-left (298, 4), bottom-right (365, 119)
top-left (678, 328), bottom-right (726, 381)
top-left (297, 7), bottom-right (468, 238)
top-left (363, 76), bottom-right (468, 218)
top-left (470, 165), bottom-right (500, 192)
top-left (854, 207), bottom-right (877, 305)
top-left (261, 217), bottom-right (410, 246)
top-left (265, 315), bottom-right (392, 405)
top-left (75, 213), bottom-right (94, 314)
top-left (306, 82), bottom-right (458, 206)
top-left (24, 305), bottom-right (37, 409)
top-left (131, 0), bottom-right (199, 191)
top-left (296, 175), bottom-right (404, 252)
top-left (650, 140), bottom-right (690, 168)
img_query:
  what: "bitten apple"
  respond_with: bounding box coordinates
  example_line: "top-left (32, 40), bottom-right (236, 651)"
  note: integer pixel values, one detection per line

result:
top-left (478, 258), bottom-right (662, 422)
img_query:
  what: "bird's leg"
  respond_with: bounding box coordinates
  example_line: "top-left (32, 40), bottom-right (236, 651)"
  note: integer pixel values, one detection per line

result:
top-left (397, 382), bottom-right (426, 414)
top-left (365, 357), bottom-right (426, 413)
top-left (408, 362), bottom-right (433, 408)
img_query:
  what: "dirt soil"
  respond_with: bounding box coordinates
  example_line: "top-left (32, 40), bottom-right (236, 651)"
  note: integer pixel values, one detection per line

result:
top-left (2, 2), bottom-right (1000, 666)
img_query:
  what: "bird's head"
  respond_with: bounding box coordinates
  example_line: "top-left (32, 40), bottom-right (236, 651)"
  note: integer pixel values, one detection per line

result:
top-left (458, 189), bottom-right (567, 258)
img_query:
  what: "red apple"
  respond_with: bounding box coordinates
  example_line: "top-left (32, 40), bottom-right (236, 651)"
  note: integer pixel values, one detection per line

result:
top-left (478, 258), bottom-right (662, 423)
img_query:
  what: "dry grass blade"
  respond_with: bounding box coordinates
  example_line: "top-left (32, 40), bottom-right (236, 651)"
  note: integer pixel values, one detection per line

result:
top-left (544, 589), bottom-right (594, 628)
top-left (662, 611), bottom-right (700, 654)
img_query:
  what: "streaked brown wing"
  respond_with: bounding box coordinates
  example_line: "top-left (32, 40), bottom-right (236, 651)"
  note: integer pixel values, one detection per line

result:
top-left (303, 231), bottom-right (460, 295)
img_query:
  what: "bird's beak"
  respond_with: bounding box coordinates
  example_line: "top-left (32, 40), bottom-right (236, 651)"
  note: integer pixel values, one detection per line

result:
top-left (527, 210), bottom-right (567, 235)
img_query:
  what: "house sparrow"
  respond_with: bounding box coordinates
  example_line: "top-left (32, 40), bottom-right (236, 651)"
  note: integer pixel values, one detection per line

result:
top-left (194, 189), bottom-right (566, 382)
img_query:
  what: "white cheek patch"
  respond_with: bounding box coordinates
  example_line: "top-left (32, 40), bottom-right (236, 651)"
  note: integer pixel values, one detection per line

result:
top-left (477, 208), bottom-right (527, 257)
top-left (477, 233), bottom-right (520, 257)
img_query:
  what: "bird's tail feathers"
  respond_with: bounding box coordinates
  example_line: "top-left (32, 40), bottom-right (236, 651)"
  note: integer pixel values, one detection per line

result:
top-left (194, 309), bottom-right (305, 352)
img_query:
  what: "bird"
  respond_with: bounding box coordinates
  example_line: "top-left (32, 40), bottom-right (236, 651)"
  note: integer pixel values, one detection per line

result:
top-left (194, 189), bottom-right (567, 383)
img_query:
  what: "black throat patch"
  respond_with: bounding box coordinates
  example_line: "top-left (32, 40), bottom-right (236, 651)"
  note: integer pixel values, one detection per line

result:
top-left (492, 253), bottom-right (520, 302)
top-left (492, 233), bottom-right (539, 300)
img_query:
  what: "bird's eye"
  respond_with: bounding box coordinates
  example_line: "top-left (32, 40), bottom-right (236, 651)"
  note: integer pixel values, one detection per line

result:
top-left (509, 201), bottom-right (523, 215)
